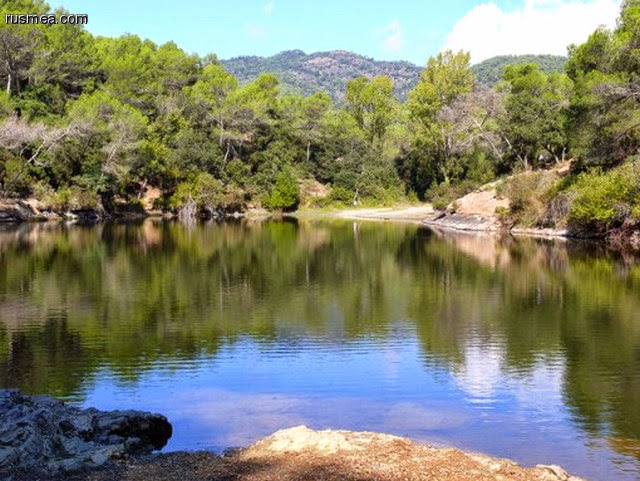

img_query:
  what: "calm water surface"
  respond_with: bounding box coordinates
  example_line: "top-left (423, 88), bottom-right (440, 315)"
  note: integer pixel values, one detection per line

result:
top-left (1, 219), bottom-right (639, 481)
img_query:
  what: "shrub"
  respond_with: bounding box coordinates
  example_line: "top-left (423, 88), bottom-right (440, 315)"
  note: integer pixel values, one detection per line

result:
top-left (504, 171), bottom-right (557, 227)
top-left (329, 186), bottom-right (355, 205)
top-left (568, 169), bottom-right (632, 229)
top-left (264, 170), bottom-right (300, 212)
top-left (219, 184), bottom-right (246, 213)
top-left (170, 173), bottom-right (223, 210)
top-left (42, 186), bottom-right (101, 211)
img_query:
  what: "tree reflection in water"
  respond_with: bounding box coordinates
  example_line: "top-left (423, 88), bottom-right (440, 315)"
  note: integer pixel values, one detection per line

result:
top-left (0, 219), bottom-right (639, 477)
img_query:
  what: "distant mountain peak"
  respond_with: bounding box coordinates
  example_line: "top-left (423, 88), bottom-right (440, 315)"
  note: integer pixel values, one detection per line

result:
top-left (221, 50), bottom-right (422, 103)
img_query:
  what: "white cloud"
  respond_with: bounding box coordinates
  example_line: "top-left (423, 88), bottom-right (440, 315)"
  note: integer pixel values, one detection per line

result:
top-left (383, 19), bottom-right (405, 54)
top-left (453, 343), bottom-right (504, 402)
top-left (264, 0), bottom-right (275, 16)
top-left (443, 0), bottom-right (622, 63)
top-left (246, 22), bottom-right (268, 40)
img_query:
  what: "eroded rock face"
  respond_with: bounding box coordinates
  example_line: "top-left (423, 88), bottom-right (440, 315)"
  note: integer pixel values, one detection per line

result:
top-left (0, 390), bottom-right (172, 477)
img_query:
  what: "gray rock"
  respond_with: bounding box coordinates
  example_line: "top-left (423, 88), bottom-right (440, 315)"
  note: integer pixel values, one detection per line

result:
top-left (424, 213), bottom-right (503, 232)
top-left (0, 390), bottom-right (172, 478)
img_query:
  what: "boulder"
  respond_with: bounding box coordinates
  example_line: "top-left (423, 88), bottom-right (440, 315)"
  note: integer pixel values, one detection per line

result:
top-left (0, 390), bottom-right (172, 478)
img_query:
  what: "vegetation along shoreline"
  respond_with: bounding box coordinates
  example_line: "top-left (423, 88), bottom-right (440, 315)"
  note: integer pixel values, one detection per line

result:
top-left (2, 1), bottom-right (640, 250)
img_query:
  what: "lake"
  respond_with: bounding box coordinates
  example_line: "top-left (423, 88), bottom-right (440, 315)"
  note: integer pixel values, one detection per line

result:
top-left (1, 219), bottom-right (639, 481)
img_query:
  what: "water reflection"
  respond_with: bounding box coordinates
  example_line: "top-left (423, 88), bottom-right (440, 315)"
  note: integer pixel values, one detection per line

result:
top-left (0, 220), bottom-right (639, 480)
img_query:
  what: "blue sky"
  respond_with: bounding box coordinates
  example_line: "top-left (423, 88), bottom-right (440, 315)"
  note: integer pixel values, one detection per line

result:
top-left (46, 0), bottom-right (622, 65)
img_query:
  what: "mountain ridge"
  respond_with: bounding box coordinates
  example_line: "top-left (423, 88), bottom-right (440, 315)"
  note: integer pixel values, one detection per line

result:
top-left (221, 49), bottom-right (422, 103)
top-left (221, 50), bottom-right (568, 103)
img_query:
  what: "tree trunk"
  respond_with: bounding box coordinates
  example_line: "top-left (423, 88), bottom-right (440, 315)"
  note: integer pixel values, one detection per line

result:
top-left (223, 142), bottom-right (231, 163)
top-left (306, 141), bottom-right (311, 163)
top-left (5, 68), bottom-right (11, 97)
top-left (137, 179), bottom-right (148, 200)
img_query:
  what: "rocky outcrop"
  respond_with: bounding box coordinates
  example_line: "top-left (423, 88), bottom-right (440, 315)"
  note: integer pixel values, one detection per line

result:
top-left (424, 188), bottom-right (508, 233)
top-left (425, 212), bottom-right (504, 232)
top-left (0, 200), bottom-right (44, 222)
top-left (0, 199), bottom-right (107, 223)
top-left (237, 426), bottom-right (587, 481)
top-left (0, 390), bottom-right (172, 478)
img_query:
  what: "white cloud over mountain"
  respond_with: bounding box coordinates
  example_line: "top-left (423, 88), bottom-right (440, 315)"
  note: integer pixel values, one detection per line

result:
top-left (443, 0), bottom-right (622, 63)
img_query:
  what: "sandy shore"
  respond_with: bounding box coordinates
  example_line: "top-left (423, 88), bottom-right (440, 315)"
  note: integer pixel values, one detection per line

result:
top-left (62, 426), bottom-right (586, 481)
top-left (296, 204), bottom-right (435, 223)
top-left (296, 201), bottom-right (574, 241)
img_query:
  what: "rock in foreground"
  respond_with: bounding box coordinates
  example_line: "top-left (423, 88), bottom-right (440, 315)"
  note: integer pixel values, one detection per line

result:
top-left (0, 390), bottom-right (172, 477)
top-left (67, 426), bottom-right (586, 481)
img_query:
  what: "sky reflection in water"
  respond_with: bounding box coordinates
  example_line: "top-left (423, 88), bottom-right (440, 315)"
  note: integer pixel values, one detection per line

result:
top-left (0, 219), bottom-right (639, 481)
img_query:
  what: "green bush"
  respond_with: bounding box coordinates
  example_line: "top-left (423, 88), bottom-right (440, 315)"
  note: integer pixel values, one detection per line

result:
top-left (170, 173), bottom-right (223, 210)
top-left (43, 186), bottom-right (101, 211)
top-left (568, 168), bottom-right (633, 228)
top-left (329, 186), bottom-right (354, 205)
top-left (264, 171), bottom-right (300, 211)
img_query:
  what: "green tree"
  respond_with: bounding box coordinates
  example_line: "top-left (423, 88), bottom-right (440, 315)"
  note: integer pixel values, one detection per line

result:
top-left (345, 76), bottom-right (396, 145)
top-left (408, 50), bottom-right (475, 128)
top-left (501, 64), bottom-right (572, 169)
top-left (566, 0), bottom-right (640, 169)
top-left (186, 62), bottom-right (238, 161)
top-left (402, 50), bottom-right (475, 196)
top-left (65, 90), bottom-right (148, 203)
top-left (170, 171), bottom-right (223, 214)
top-left (94, 35), bottom-right (159, 114)
top-left (0, 0), bottom-right (48, 98)
top-left (299, 92), bottom-right (332, 163)
top-left (29, 7), bottom-right (98, 103)
top-left (264, 169), bottom-right (300, 211)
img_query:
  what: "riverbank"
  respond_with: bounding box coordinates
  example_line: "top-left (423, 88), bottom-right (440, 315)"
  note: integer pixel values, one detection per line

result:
top-left (2, 194), bottom-right (638, 251)
top-left (296, 200), bottom-right (574, 241)
top-left (295, 204), bottom-right (435, 223)
top-left (62, 426), bottom-right (584, 481)
top-left (0, 198), bottom-right (271, 223)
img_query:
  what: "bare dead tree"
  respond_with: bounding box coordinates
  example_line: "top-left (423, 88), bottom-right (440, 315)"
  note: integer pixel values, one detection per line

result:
top-left (0, 117), bottom-right (73, 196)
top-left (436, 87), bottom-right (508, 174)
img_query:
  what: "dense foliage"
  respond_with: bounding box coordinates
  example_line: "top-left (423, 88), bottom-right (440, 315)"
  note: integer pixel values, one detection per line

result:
top-left (471, 54), bottom-right (567, 85)
top-left (0, 0), bottom-right (639, 226)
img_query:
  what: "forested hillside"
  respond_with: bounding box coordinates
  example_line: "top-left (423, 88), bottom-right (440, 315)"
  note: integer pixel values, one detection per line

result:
top-left (222, 52), bottom-right (568, 101)
top-left (471, 55), bottom-right (567, 85)
top-left (1, 0), bottom-right (640, 243)
top-left (221, 50), bottom-right (421, 103)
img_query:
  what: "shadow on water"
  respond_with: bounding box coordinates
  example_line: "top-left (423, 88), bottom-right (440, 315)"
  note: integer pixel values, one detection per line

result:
top-left (0, 219), bottom-right (639, 479)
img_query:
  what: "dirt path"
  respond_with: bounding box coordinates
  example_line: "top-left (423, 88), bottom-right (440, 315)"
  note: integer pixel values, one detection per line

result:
top-left (65, 426), bottom-right (585, 481)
